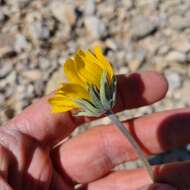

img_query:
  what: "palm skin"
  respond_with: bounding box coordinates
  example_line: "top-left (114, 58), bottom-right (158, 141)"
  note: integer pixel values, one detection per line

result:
top-left (0, 71), bottom-right (188, 190)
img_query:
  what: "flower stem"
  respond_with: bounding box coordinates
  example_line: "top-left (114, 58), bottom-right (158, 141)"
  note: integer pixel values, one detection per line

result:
top-left (106, 110), bottom-right (154, 182)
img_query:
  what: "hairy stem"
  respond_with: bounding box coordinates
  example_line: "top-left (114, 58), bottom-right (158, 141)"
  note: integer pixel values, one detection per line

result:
top-left (106, 110), bottom-right (154, 182)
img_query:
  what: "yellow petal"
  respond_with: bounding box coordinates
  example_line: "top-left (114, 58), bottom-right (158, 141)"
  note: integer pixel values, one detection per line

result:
top-left (64, 58), bottom-right (84, 85)
top-left (48, 83), bottom-right (90, 113)
top-left (93, 46), bottom-right (113, 81)
top-left (74, 49), bottom-right (103, 88)
top-left (51, 106), bottom-right (74, 113)
top-left (49, 97), bottom-right (78, 107)
top-left (57, 83), bottom-right (90, 100)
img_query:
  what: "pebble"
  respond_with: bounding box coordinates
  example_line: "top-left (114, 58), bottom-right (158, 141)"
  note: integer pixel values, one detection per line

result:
top-left (34, 80), bottom-right (44, 96)
top-left (0, 63), bottom-right (12, 78)
top-left (25, 13), bottom-right (52, 44)
top-left (0, 94), bottom-right (5, 106)
top-left (29, 20), bottom-right (50, 41)
top-left (171, 38), bottom-right (190, 53)
top-left (5, 71), bottom-right (16, 85)
top-left (169, 15), bottom-right (190, 30)
top-left (165, 70), bottom-right (182, 90)
top-left (45, 66), bottom-right (67, 95)
top-left (0, 34), bottom-right (15, 57)
top-left (50, 1), bottom-right (76, 25)
top-left (14, 34), bottom-right (29, 53)
top-left (84, 16), bottom-right (106, 39)
top-left (128, 59), bottom-right (143, 71)
top-left (6, 0), bottom-right (31, 8)
top-left (0, 7), bottom-right (5, 23)
top-left (181, 80), bottom-right (190, 105)
top-left (22, 70), bottom-right (42, 81)
top-left (38, 57), bottom-right (51, 70)
top-left (84, 0), bottom-right (96, 15)
top-left (166, 51), bottom-right (186, 63)
top-left (130, 16), bottom-right (157, 40)
top-left (186, 52), bottom-right (190, 62)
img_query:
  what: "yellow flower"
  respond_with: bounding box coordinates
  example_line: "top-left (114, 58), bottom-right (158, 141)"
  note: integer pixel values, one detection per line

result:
top-left (49, 46), bottom-right (116, 116)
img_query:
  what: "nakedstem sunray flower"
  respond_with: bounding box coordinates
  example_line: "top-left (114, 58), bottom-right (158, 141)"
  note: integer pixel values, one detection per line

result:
top-left (48, 46), bottom-right (117, 117)
top-left (49, 46), bottom-right (154, 181)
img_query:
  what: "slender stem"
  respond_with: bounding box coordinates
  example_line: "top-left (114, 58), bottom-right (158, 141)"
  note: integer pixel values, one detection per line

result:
top-left (106, 110), bottom-right (154, 182)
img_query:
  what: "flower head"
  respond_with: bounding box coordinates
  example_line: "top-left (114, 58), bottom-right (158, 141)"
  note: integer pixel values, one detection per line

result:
top-left (49, 46), bottom-right (117, 117)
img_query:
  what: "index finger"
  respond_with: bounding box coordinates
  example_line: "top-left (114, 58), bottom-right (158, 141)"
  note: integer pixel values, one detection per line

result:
top-left (4, 71), bottom-right (168, 147)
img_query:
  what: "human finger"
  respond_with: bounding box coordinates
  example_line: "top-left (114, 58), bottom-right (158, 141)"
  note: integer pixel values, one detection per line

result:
top-left (49, 170), bottom-right (73, 190)
top-left (81, 167), bottom-right (178, 190)
top-left (0, 146), bottom-right (10, 179)
top-left (0, 176), bottom-right (13, 190)
top-left (55, 108), bottom-right (190, 183)
top-left (5, 71), bottom-right (168, 147)
top-left (84, 161), bottom-right (190, 190)
top-left (23, 147), bottom-right (52, 190)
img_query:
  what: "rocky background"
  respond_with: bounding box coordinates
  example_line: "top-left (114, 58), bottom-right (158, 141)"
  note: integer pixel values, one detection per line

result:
top-left (0, 0), bottom-right (190, 166)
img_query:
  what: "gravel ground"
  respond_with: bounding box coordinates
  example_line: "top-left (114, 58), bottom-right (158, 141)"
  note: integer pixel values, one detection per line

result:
top-left (1, 0), bottom-right (190, 167)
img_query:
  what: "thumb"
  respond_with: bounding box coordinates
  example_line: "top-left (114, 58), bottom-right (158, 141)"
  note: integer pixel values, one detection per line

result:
top-left (140, 183), bottom-right (177, 190)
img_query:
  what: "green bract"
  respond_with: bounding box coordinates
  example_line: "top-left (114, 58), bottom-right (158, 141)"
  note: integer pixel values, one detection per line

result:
top-left (75, 72), bottom-right (117, 117)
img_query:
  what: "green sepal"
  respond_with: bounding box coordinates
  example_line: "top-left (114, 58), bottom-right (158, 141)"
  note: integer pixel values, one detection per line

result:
top-left (100, 72), bottom-right (112, 110)
top-left (89, 85), bottom-right (103, 109)
top-left (75, 72), bottom-right (117, 117)
top-left (75, 99), bottom-right (101, 114)
top-left (110, 76), bottom-right (117, 107)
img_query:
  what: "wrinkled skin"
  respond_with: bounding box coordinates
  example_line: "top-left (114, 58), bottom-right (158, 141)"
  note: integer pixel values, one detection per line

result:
top-left (0, 71), bottom-right (189, 190)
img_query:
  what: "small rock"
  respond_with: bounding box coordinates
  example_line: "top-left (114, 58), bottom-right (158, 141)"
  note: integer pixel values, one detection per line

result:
top-left (7, 0), bottom-right (31, 8)
top-left (26, 84), bottom-right (34, 98)
top-left (0, 94), bottom-right (5, 106)
top-left (25, 12), bottom-right (52, 44)
top-left (118, 66), bottom-right (129, 75)
top-left (166, 51), bottom-right (186, 63)
top-left (30, 20), bottom-right (50, 41)
top-left (121, 0), bottom-right (133, 10)
top-left (34, 80), bottom-right (44, 96)
top-left (181, 80), bottom-right (190, 105)
top-left (172, 38), bottom-right (190, 53)
top-left (165, 70), bottom-right (182, 90)
top-left (126, 48), bottom-right (145, 71)
top-left (5, 71), bottom-right (16, 84)
top-left (0, 7), bottom-right (5, 23)
top-left (0, 34), bottom-right (15, 57)
top-left (84, 16), bottom-right (106, 39)
top-left (157, 45), bottom-right (171, 55)
top-left (14, 34), bottom-right (29, 53)
top-left (105, 39), bottom-right (117, 50)
top-left (50, 1), bottom-right (76, 25)
top-left (154, 57), bottom-right (168, 71)
top-left (38, 57), bottom-right (51, 70)
top-left (0, 63), bottom-right (12, 78)
top-left (128, 59), bottom-right (143, 71)
top-left (186, 52), bottom-right (190, 62)
top-left (135, 0), bottom-right (159, 9)
top-left (22, 70), bottom-right (42, 81)
top-left (84, 0), bottom-right (96, 15)
top-left (169, 15), bottom-right (190, 30)
top-left (141, 37), bottom-right (160, 55)
top-left (130, 16), bottom-right (157, 40)
top-left (45, 66), bottom-right (67, 95)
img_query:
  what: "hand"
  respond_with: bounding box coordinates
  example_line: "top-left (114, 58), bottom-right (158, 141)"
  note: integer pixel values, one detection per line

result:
top-left (0, 71), bottom-right (189, 190)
